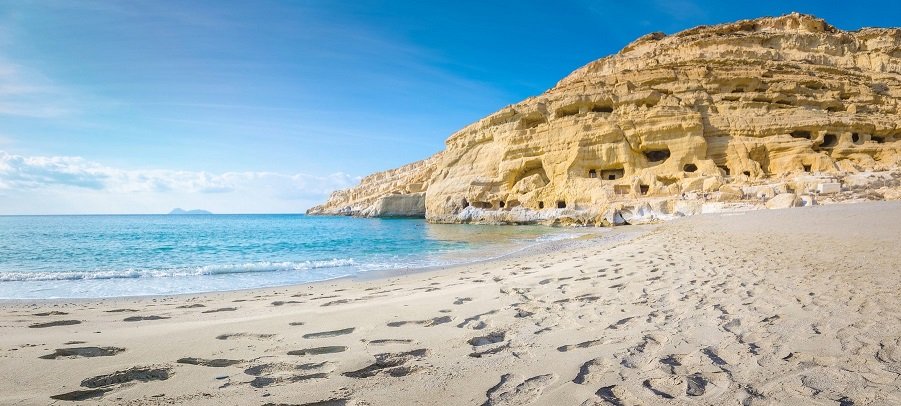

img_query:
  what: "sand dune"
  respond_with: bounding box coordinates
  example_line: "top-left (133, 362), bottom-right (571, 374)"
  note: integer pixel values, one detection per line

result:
top-left (1, 202), bottom-right (900, 405)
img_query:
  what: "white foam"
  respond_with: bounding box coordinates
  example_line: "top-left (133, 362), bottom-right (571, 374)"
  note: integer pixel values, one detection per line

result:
top-left (0, 259), bottom-right (357, 282)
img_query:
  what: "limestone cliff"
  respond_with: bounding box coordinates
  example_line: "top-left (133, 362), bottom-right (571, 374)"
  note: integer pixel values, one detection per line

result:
top-left (308, 13), bottom-right (901, 224)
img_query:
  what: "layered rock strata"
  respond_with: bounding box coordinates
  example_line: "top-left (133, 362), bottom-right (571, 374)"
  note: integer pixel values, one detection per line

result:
top-left (308, 13), bottom-right (901, 225)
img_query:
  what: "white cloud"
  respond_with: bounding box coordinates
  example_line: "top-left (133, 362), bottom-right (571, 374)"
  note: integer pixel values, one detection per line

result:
top-left (0, 150), bottom-right (358, 214)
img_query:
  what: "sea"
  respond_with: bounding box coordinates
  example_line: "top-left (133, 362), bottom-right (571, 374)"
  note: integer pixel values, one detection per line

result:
top-left (0, 214), bottom-right (579, 299)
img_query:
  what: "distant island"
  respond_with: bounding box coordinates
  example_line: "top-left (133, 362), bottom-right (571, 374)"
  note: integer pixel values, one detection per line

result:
top-left (168, 208), bottom-right (213, 215)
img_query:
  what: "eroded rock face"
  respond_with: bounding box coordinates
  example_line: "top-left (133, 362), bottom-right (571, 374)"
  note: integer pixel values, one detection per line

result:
top-left (309, 13), bottom-right (901, 224)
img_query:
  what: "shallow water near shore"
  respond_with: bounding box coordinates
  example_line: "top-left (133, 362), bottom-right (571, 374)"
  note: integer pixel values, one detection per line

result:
top-left (0, 214), bottom-right (579, 299)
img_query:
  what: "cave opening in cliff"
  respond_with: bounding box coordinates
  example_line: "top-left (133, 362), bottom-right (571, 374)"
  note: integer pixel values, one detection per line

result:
top-left (461, 199), bottom-right (469, 209)
top-left (683, 163), bottom-right (698, 173)
top-left (590, 104), bottom-right (613, 113)
top-left (791, 130), bottom-right (811, 140)
top-left (743, 171), bottom-right (751, 177)
top-left (852, 133), bottom-right (860, 143)
top-left (519, 114), bottom-right (546, 130)
top-left (614, 185), bottom-right (630, 195)
top-left (644, 149), bottom-right (671, 163)
top-left (555, 104), bottom-right (581, 118)
top-left (718, 165), bottom-right (730, 176)
top-left (803, 164), bottom-right (812, 172)
top-left (509, 161), bottom-right (550, 190)
top-left (588, 169), bottom-right (597, 178)
top-left (821, 133), bottom-right (838, 148)
top-left (872, 136), bottom-right (885, 144)
top-left (556, 201), bottom-right (566, 209)
top-left (498, 201), bottom-right (505, 208)
top-left (601, 168), bottom-right (624, 180)
top-left (538, 201), bottom-right (544, 209)
top-left (639, 185), bottom-right (649, 195)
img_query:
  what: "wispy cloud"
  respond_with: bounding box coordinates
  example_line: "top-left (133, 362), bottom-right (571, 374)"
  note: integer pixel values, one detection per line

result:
top-left (0, 60), bottom-right (73, 118)
top-left (0, 151), bottom-right (357, 213)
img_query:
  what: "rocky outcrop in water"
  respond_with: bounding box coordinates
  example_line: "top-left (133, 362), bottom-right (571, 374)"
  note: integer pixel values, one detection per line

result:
top-left (308, 13), bottom-right (901, 224)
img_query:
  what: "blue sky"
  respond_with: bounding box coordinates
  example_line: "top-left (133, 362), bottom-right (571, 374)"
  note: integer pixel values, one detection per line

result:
top-left (0, 1), bottom-right (898, 214)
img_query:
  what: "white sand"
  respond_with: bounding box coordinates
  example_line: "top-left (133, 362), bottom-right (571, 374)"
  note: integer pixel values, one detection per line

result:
top-left (1, 201), bottom-right (900, 405)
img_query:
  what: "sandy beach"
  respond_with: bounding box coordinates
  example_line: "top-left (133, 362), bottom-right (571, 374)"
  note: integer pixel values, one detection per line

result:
top-left (2, 201), bottom-right (900, 405)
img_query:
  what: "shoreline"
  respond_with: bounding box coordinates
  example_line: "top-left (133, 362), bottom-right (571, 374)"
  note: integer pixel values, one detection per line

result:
top-left (2, 201), bottom-right (899, 405)
top-left (0, 224), bottom-right (648, 306)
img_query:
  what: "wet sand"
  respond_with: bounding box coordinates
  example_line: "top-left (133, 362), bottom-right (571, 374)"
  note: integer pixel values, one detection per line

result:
top-left (1, 201), bottom-right (900, 405)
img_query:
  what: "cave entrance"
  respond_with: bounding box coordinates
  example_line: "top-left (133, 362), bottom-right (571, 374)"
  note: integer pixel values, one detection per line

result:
top-left (872, 136), bottom-right (885, 144)
top-left (791, 130), bottom-right (811, 140)
top-left (803, 164), bottom-right (812, 172)
top-left (538, 201), bottom-right (544, 209)
top-left (588, 169), bottom-right (597, 178)
top-left (590, 104), bottom-right (613, 113)
top-left (644, 149), bottom-right (671, 163)
top-left (683, 163), bottom-right (698, 173)
top-left (556, 201), bottom-right (567, 209)
top-left (639, 185), bottom-right (649, 195)
top-left (498, 201), bottom-right (505, 208)
top-left (601, 168), bottom-right (624, 180)
top-left (821, 134), bottom-right (838, 148)
top-left (852, 133), bottom-right (861, 144)
top-left (718, 165), bottom-right (730, 176)
top-left (614, 185), bottom-right (631, 195)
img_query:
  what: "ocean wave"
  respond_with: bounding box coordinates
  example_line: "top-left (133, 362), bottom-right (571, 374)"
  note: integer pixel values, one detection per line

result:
top-left (0, 259), bottom-right (357, 282)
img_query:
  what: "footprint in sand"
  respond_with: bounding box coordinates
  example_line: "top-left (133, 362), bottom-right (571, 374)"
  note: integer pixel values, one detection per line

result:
top-left (40, 346), bottom-right (124, 359)
top-left (303, 328), bottom-right (355, 339)
top-left (32, 311), bottom-right (68, 316)
top-left (80, 366), bottom-right (171, 388)
top-left (244, 361), bottom-right (330, 377)
top-left (483, 373), bottom-right (556, 406)
top-left (177, 357), bottom-right (242, 367)
top-left (457, 310), bottom-right (498, 330)
top-left (572, 357), bottom-right (609, 385)
top-left (286, 399), bottom-right (351, 406)
top-left (123, 315), bottom-right (170, 322)
top-left (369, 339), bottom-right (414, 345)
top-left (556, 339), bottom-right (605, 352)
top-left (342, 349), bottom-right (428, 378)
top-left (584, 385), bottom-right (642, 406)
top-left (245, 359), bottom-right (321, 386)
top-left (468, 332), bottom-right (505, 347)
top-left (249, 372), bottom-right (328, 388)
top-left (288, 346), bottom-right (347, 356)
top-left (29, 320), bottom-right (81, 328)
top-left (176, 303), bottom-right (206, 309)
top-left (216, 333), bottom-right (275, 340)
top-left (454, 297), bottom-right (473, 305)
top-left (50, 389), bottom-right (111, 401)
top-left (387, 316), bottom-right (452, 327)
top-left (201, 307), bottom-right (237, 314)
top-left (271, 300), bottom-right (303, 306)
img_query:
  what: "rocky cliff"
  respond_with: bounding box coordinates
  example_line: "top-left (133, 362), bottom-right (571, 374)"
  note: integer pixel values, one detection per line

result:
top-left (308, 13), bottom-right (901, 225)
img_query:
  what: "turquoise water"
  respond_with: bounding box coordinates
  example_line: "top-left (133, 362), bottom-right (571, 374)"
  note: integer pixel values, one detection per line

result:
top-left (0, 215), bottom-right (574, 299)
